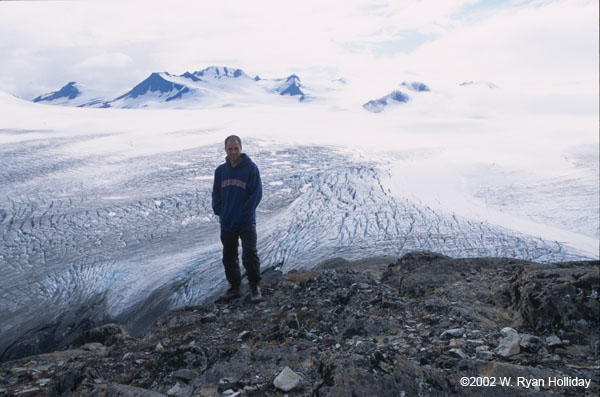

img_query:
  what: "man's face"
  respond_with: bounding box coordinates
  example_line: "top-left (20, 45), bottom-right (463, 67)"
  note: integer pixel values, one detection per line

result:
top-left (225, 140), bottom-right (242, 163)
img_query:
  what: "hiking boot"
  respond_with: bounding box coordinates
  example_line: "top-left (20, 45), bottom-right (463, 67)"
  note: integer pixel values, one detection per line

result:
top-left (250, 284), bottom-right (263, 303)
top-left (220, 285), bottom-right (241, 301)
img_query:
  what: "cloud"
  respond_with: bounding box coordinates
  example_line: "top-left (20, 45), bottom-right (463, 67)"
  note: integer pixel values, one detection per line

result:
top-left (0, 0), bottom-right (597, 105)
top-left (75, 53), bottom-right (134, 71)
top-left (338, 0), bottom-right (598, 97)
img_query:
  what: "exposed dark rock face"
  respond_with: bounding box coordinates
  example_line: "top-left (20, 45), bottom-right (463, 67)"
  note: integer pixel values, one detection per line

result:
top-left (504, 261), bottom-right (599, 332)
top-left (1, 252), bottom-right (598, 396)
top-left (362, 90), bottom-right (410, 113)
top-left (33, 82), bottom-right (81, 102)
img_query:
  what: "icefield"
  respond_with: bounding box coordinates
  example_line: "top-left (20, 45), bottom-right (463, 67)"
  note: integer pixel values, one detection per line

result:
top-left (0, 88), bottom-right (598, 360)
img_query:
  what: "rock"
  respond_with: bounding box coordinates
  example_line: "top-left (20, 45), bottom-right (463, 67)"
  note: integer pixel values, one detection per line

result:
top-left (397, 251), bottom-right (450, 265)
top-left (16, 387), bottom-right (42, 396)
top-left (423, 298), bottom-right (448, 312)
top-left (495, 327), bottom-right (520, 357)
top-left (217, 377), bottom-right (239, 393)
top-left (449, 338), bottom-right (465, 347)
top-left (315, 257), bottom-right (351, 270)
top-left (172, 369), bottom-right (198, 383)
top-left (520, 334), bottom-right (543, 352)
top-left (354, 341), bottom-right (377, 354)
top-left (80, 342), bottom-right (108, 355)
top-left (546, 335), bottom-right (562, 347)
top-left (166, 383), bottom-right (184, 396)
top-left (200, 313), bottom-right (217, 323)
top-left (73, 323), bottom-right (129, 347)
top-left (273, 366), bottom-right (302, 392)
top-left (86, 383), bottom-right (168, 396)
top-left (554, 348), bottom-right (571, 356)
top-left (505, 262), bottom-right (599, 331)
top-left (1, 254), bottom-right (598, 397)
top-left (448, 348), bottom-right (468, 359)
top-left (222, 390), bottom-right (241, 397)
top-left (467, 336), bottom-right (484, 344)
top-left (441, 328), bottom-right (465, 339)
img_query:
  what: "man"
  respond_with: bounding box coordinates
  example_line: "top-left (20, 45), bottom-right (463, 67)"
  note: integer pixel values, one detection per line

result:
top-left (212, 135), bottom-right (263, 303)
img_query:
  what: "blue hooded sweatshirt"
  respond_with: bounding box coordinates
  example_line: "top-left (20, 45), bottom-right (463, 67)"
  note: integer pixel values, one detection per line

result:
top-left (212, 153), bottom-right (262, 232)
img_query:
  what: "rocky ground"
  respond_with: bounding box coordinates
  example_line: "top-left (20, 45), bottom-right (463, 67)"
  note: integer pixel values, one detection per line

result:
top-left (1, 251), bottom-right (598, 396)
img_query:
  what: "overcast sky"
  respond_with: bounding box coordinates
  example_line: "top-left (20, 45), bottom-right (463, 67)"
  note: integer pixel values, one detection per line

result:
top-left (0, 0), bottom-right (598, 101)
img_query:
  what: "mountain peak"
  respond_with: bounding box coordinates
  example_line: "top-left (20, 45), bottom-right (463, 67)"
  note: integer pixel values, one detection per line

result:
top-left (113, 72), bottom-right (188, 102)
top-left (277, 74), bottom-right (305, 100)
top-left (192, 66), bottom-right (249, 80)
top-left (181, 72), bottom-right (202, 82)
top-left (401, 81), bottom-right (430, 92)
top-left (459, 81), bottom-right (498, 89)
top-left (389, 90), bottom-right (409, 102)
top-left (33, 81), bottom-right (81, 102)
top-left (363, 90), bottom-right (410, 113)
top-left (31, 67), bottom-right (314, 108)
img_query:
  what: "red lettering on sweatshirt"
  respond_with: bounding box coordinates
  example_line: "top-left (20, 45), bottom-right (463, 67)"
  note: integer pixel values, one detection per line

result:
top-left (222, 179), bottom-right (247, 189)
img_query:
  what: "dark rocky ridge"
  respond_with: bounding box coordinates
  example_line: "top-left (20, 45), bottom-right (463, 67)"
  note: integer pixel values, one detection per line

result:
top-left (1, 251), bottom-right (598, 396)
top-left (33, 82), bottom-right (80, 102)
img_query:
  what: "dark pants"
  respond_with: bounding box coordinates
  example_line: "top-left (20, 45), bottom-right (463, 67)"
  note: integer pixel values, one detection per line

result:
top-left (220, 224), bottom-right (261, 288)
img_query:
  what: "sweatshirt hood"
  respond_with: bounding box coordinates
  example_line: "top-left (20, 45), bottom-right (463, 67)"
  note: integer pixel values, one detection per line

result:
top-left (225, 153), bottom-right (250, 168)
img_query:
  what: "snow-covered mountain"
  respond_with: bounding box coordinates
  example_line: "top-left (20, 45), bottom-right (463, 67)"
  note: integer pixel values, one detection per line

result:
top-left (363, 81), bottom-right (430, 113)
top-left (272, 74), bottom-right (306, 101)
top-left (363, 90), bottom-right (410, 113)
top-left (401, 81), bottom-right (431, 92)
top-left (33, 81), bottom-right (80, 102)
top-left (32, 72), bottom-right (439, 112)
top-left (459, 81), bottom-right (498, 89)
top-left (32, 82), bottom-right (114, 108)
top-left (112, 72), bottom-right (191, 103)
top-left (32, 66), bottom-right (310, 109)
top-left (191, 66), bottom-right (250, 80)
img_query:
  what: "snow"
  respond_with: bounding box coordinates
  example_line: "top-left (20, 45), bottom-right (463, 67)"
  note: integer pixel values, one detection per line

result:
top-left (31, 81), bottom-right (118, 107)
top-left (31, 68), bottom-right (311, 109)
top-left (0, 80), bottom-right (597, 357)
top-left (381, 154), bottom-right (598, 254)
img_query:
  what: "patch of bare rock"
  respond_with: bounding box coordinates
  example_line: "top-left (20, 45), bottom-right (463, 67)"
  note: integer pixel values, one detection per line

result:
top-left (1, 251), bottom-right (598, 396)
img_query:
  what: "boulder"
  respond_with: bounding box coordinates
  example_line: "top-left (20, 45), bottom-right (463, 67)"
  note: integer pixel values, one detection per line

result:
top-left (495, 327), bottom-right (520, 357)
top-left (273, 367), bottom-right (302, 392)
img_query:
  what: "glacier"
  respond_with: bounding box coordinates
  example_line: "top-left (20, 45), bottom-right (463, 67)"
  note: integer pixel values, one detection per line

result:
top-left (0, 135), bottom-right (596, 361)
top-left (0, 89), bottom-right (597, 361)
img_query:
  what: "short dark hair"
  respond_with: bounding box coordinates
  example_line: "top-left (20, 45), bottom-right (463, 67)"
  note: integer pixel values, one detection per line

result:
top-left (225, 135), bottom-right (242, 147)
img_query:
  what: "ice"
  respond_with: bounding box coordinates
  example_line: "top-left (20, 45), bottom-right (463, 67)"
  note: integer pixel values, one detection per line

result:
top-left (0, 88), bottom-right (597, 360)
